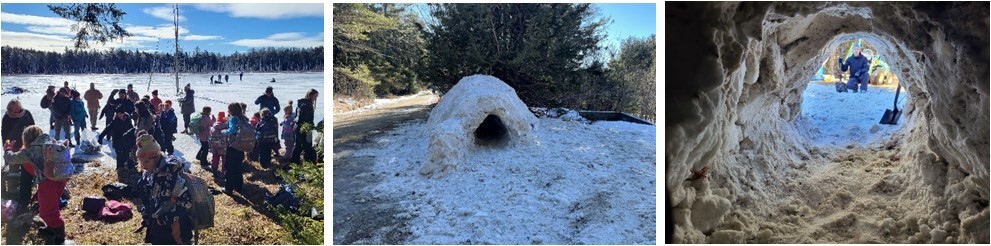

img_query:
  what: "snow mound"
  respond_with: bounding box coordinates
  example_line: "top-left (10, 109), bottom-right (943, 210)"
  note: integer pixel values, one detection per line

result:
top-left (354, 117), bottom-right (656, 244)
top-left (531, 107), bottom-right (590, 123)
top-left (420, 75), bottom-right (538, 177)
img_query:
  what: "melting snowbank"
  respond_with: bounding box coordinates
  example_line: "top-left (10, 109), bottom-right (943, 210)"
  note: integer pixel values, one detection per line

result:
top-left (354, 118), bottom-right (656, 244)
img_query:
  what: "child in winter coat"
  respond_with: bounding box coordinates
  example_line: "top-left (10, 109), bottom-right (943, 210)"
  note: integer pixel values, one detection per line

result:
top-left (69, 90), bottom-right (88, 145)
top-left (209, 112), bottom-right (229, 172)
top-left (3, 126), bottom-right (69, 244)
top-left (248, 112), bottom-right (261, 162)
top-left (194, 106), bottom-right (216, 169)
top-left (157, 101), bottom-right (178, 155)
top-left (255, 109), bottom-right (279, 168)
top-left (280, 102), bottom-right (296, 160)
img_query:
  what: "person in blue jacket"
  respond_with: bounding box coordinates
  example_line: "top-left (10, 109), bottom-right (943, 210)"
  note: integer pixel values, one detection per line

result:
top-left (839, 44), bottom-right (871, 93)
top-left (222, 102), bottom-right (248, 194)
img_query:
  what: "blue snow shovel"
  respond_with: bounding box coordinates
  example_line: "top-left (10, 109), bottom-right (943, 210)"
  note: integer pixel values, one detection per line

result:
top-left (879, 83), bottom-right (902, 125)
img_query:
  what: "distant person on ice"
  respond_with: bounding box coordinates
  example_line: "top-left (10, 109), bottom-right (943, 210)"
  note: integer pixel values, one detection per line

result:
top-left (239, 72), bottom-right (243, 81)
top-left (150, 90), bottom-right (163, 113)
top-left (210, 75), bottom-right (215, 84)
top-left (225, 74), bottom-right (229, 83)
top-left (839, 44), bottom-right (871, 93)
top-left (41, 85), bottom-right (56, 129)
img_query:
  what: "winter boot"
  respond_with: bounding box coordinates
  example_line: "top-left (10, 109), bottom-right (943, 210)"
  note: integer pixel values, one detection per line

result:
top-left (834, 82), bottom-right (847, 93)
top-left (43, 226), bottom-right (66, 245)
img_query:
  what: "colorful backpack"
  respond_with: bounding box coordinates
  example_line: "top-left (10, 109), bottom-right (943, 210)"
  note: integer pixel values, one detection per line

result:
top-left (230, 116), bottom-right (256, 152)
top-left (44, 139), bottom-right (81, 181)
top-left (209, 126), bottom-right (228, 151)
top-left (257, 117), bottom-right (279, 143)
top-left (189, 114), bottom-right (203, 136)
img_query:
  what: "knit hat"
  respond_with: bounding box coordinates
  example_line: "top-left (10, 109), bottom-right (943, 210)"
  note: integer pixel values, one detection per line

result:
top-left (135, 134), bottom-right (161, 159)
top-left (217, 112), bottom-right (227, 123)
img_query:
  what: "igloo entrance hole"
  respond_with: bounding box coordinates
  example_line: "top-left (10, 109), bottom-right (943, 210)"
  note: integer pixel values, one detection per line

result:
top-left (474, 114), bottom-right (510, 147)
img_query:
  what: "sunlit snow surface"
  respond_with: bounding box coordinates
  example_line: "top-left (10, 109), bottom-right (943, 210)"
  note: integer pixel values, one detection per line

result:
top-left (353, 118), bottom-right (656, 244)
top-left (797, 81), bottom-right (907, 146)
top-left (0, 72), bottom-right (323, 169)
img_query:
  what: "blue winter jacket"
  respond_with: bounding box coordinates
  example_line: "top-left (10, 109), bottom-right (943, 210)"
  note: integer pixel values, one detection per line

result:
top-left (70, 99), bottom-right (87, 125)
top-left (841, 54), bottom-right (870, 78)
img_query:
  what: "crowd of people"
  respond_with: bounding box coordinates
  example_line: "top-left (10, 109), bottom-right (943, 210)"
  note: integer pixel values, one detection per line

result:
top-left (2, 81), bottom-right (320, 244)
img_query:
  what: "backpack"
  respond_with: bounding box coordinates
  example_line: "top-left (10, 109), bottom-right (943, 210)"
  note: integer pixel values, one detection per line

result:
top-left (209, 127), bottom-right (228, 151)
top-left (172, 172), bottom-right (215, 230)
top-left (43, 139), bottom-right (81, 181)
top-left (189, 115), bottom-right (203, 136)
top-left (257, 117), bottom-right (279, 143)
top-left (230, 116), bottom-right (256, 152)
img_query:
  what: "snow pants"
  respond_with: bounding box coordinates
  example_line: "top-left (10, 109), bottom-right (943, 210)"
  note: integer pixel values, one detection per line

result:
top-left (38, 179), bottom-right (67, 228)
top-left (53, 118), bottom-right (71, 142)
top-left (88, 108), bottom-right (99, 128)
top-left (144, 215), bottom-right (192, 245)
top-left (224, 147), bottom-right (244, 191)
top-left (196, 141), bottom-right (210, 167)
top-left (846, 73), bottom-right (869, 92)
top-left (290, 131), bottom-right (315, 164)
top-left (257, 141), bottom-right (274, 168)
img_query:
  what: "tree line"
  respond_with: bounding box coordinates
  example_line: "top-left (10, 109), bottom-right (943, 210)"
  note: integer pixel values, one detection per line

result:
top-left (1, 46), bottom-right (324, 75)
top-left (333, 3), bottom-right (656, 121)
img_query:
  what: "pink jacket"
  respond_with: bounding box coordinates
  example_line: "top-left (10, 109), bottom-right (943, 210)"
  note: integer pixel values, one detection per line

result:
top-left (196, 114), bottom-right (216, 142)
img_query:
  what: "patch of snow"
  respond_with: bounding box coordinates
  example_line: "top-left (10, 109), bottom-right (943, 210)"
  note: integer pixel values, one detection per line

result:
top-left (337, 91), bottom-right (433, 115)
top-left (797, 81), bottom-right (906, 146)
top-left (353, 117), bottom-right (655, 244)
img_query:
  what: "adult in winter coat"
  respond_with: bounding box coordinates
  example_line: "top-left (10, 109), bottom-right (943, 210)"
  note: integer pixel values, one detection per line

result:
top-left (135, 101), bottom-right (155, 134)
top-left (290, 89), bottom-right (319, 164)
top-left (126, 84), bottom-right (140, 103)
top-left (83, 83), bottom-right (103, 130)
top-left (100, 89), bottom-right (120, 128)
top-left (254, 86), bottom-right (281, 115)
top-left (3, 126), bottom-right (69, 244)
top-left (98, 106), bottom-right (137, 172)
top-left (132, 135), bottom-right (193, 244)
top-left (41, 86), bottom-right (56, 129)
top-left (2, 99), bottom-right (36, 207)
top-left (222, 102), bottom-right (248, 194)
top-left (840, 44), bottom-right (872, 93)
top-left (110, 89), bottom-right (136, 120)
top-left (179, 84), bottom-right (196, 134)
top-left (255, 109), bottom-right (279, 168)
top-left (69, 90), bottom-right (88, 144)
top-left (51, 88), bottom-right (73, 145)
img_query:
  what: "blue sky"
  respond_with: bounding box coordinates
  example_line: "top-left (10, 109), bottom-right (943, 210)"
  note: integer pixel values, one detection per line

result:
top-left (595, 3), bottom-right (656, 53)
top-left (0, 3), bottom-right (323, 54)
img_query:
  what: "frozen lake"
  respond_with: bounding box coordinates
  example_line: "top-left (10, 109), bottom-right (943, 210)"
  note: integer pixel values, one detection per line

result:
top-left (1, 72), bottom-right (323, 169)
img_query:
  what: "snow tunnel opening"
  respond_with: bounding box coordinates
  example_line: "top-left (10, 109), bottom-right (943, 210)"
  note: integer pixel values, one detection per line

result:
top-left (474, 114), bottom-right (510, 147)
top-left (797, 37), bottom-right (912, 146)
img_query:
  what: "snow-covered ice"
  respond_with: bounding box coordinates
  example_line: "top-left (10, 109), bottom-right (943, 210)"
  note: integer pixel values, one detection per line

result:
top-left (353, 117), bottom-right (656, 244)
top-left (0, 72), bottom-right (323, 170)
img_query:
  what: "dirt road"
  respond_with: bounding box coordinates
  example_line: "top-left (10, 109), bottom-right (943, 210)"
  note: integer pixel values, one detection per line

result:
top-left (332, 92), bottom-right (437, 244)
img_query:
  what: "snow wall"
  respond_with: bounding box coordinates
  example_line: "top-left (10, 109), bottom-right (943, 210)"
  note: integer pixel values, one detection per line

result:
top-left (421, 75), bottom-right (539, 177)
top-left (666, 2), bottom-right (988, 243)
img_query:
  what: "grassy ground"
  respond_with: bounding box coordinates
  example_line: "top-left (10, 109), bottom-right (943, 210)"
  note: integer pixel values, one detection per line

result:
top-left (2, 157), bottom-right (295, 245)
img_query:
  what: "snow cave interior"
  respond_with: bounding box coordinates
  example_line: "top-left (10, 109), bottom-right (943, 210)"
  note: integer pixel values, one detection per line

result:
top-left (666, 2), bottom-right (988, 243)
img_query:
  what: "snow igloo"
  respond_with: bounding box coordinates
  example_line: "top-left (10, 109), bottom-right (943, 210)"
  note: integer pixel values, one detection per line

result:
top-left (420, 75), bottom-right (539, 177)
top-left (666, 2), bottom-right (988, 244)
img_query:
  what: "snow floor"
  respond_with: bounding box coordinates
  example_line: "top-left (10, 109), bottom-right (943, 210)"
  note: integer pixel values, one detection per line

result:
top-left (0, 72), bottom-right (323, 170)
top-left (796, 81), bottom-right (907, 146)
top-left (352, 117), bottom-right (656, 244)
